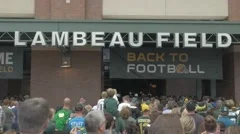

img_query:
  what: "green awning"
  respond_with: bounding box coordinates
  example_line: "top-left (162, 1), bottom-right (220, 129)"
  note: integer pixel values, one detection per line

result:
top-left (0, 19), bottom-right (240, 33)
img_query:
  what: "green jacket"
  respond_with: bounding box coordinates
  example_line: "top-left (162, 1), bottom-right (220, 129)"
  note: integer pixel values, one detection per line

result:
top-left (104, 98), bottom-right (119, 117)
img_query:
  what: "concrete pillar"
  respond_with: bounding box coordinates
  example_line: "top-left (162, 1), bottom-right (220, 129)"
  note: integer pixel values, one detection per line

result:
top-left (196, 80), bottom-right (202, 100)
top-left (210, 80), bottom-right (216, 98)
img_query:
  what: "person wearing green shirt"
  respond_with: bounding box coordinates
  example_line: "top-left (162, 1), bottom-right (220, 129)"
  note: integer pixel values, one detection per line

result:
top-left (54, 98), bottom-right (72, 131)
top-left (104, 88), bottom-right (119, 117)
top-left (137, 105), bottom-right (151, 134)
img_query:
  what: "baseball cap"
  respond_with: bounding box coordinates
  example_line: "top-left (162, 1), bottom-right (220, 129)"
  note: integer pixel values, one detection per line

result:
top-left (141, 104), bottom-right (150, 112)
top-left (75, 104), bottom-right (83, 112)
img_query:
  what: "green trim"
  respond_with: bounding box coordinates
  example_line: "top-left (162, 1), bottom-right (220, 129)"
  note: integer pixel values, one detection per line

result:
top-left (0, 19), bottom-right (240, 33)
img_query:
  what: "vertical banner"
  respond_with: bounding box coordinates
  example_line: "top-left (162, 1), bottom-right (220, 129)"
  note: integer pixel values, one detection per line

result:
top-left (110, 48), bottom-right (223, 79)
top-left (0, 47), bottom-right (23, 79)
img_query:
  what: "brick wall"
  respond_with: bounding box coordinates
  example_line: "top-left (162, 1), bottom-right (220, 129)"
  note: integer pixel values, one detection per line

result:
top-left (35, 0), bottom-right (102, 19)
top-left (233, 52), bottom-right (240, 102)
top-left (216, 53), bottom-right (235, 99)
top-left (228, 0), bottom-right (240, 21)
top-left (30, 50), bottom-right (102, 107)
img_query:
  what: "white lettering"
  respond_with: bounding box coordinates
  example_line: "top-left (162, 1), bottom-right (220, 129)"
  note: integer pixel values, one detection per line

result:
top-left (92, 32), bottom-right (105, 47)
top-left (157, 64), bottom-right (166, 73)
top-left (73, 32), bottom-right (86, 46)
top-left (109, 32), bottom-right (125, 47)
top-left (32, 32), bottom-right (46, 46)
top-left (197, 65), bottom-right (205, 73)
top-left (6, 53), bottom-right (13, 65)
top-left (174, 33), bottom-right (180, 48)
top-left (168, 65), bottom-right (175, 73)
top-left (129, 32), bottom-right (143, 48)
top-left (127, 64), bottom-right (135, 72)
top-left (0, 52), bottom-right (13, 65)
top-left (52, 32), bottom-right (69, 46)
top-left (136, 64), bottom-right (145, 73)
top-left (147, 64), bottom-right (156, 73)
top-left (157, 33), bottom-right (170, 48)
top-left (14, 31), bottom-right (27, 46)
top-left (184, 33), bottom-right (197, 48)
top-left (217, 33), bottom-right (232, 48)
top-left (188, 65), bottom-right (196, 73)
top-left (0, 53), bottom-right (4, 64)
top-left (200, 33), bottom-right (213, 48)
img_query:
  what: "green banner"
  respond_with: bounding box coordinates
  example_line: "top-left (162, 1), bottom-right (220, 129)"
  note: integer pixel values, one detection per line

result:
top-left (0, 47), bottom-right (23, 79)
top-left (110, 48), bottom-right (223, 79)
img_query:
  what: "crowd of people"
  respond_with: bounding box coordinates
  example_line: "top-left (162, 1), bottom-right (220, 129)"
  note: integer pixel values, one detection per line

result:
top-left (0, 88), bottom-right (240, 134)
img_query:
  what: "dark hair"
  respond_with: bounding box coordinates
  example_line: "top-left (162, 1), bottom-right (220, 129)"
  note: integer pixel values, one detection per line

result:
top-left (75, 104), bottom-right (83, 112)
top-left (186, 102), bottom-right (196, 112)
top-left (126, 122), bottom-right (140, 134)
top-left (104, 113), bottom-right (114, 129)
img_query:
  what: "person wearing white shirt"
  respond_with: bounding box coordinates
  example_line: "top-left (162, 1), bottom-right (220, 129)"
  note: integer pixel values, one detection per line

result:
top-left (118, 95), bottom-right (136, 111)
top-left (96, 91), bottom-right (108, 112)
top-left (113, 89), bottom-right (119, 104)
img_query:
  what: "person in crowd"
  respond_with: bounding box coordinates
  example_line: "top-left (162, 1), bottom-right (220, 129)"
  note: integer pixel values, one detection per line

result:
top-left (85, 105), bottom-right (93, 113)
top-left (2, 99), bottom-right (14, 132)
top-left (8, 101), bottom-right (16, 110)
top-left (104, 113), bottom-right (115, 134)
top-left (115, 111), bottom-right (126, 134)
top-left (84, 111), bottom-right (106, 134)
top-left (224, 126), bottom-right (240, 134)
top-left (113, 89), bottom-right (119, 104)
top-left (213, 100), bottom-right (224, 119)
top-left (54, 98), bottom-right (72, 131)
top-left (97, 91), bottom-right (108, 112)
top-left (150, 99), bottom-right (160, 113)
top-left (137, 104), bottom-right (151, 134)
top-left (180, 114), bottom-right (196, 134)
top-left (141, 97), bottom-right (149, 113)
top-left (66, 104), bottom-right (86, 134)
top-left (104, 88), bottom-right (119, 117)
top-left (118, 95), bottom-right (136, 112)
top-left (11, 101), bottom-right (19, 132)
top-left (217, 106), bottom-right (234, 128)
top-left (216, 122), bottom-right (225, 134)
top-left (202, 96), bottom-right (214, 111)
top-left (196, 102), bottom-right (208, 117)
top-left (126, 122), bottom-right (140, 134)
top-left (185, 102), bottom-right (205, 134)
top-left (0, 104), bottom-right (5, 133)
top-left (44, 108), bottom-right (56, 134)
top-left (201, 115), bottom-right (217, 134)
top-left (148, 114), bottom-right (183, 134)
top-left (150, 104), bottom-right (163, 123)
top-left (163, 100), bottom-right (176, 114)
top-left (18, 98), bottom-right (50, 134)
top-left (130, 100), bottom-right (141, 120)
top-left (79, 98), bottom-right (86, 106)
top-left (120, 107), bottom-right (136, 129)
top-left (23, 95), bottom-right (30, 100)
